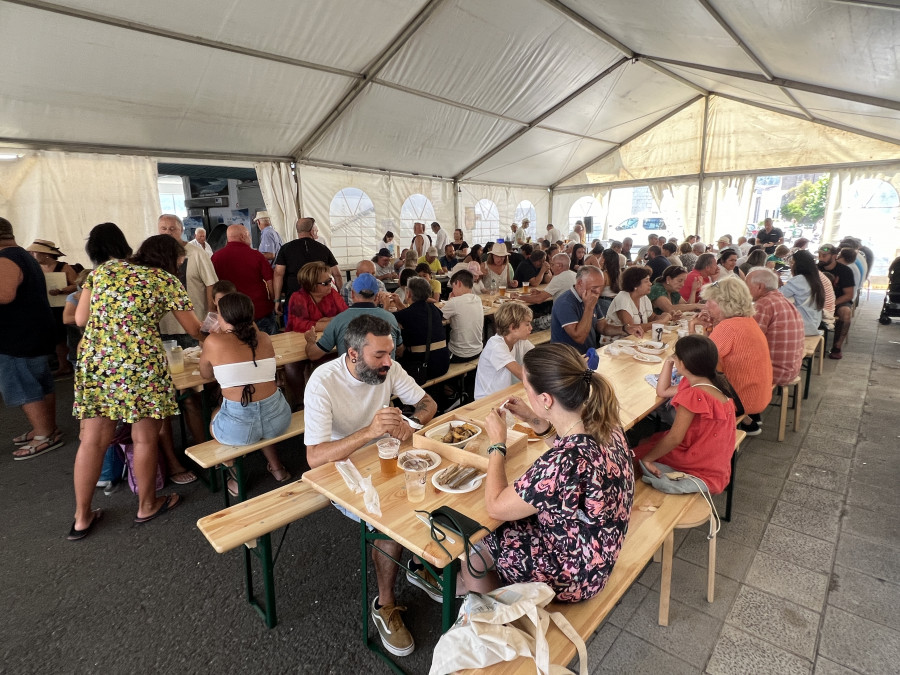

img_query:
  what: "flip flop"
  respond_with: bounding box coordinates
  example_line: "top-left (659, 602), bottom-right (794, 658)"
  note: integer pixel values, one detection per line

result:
top-left (13, 433), bottom-right (64, 460)
top-left (134, 494), bottom-right (181, 524)
top-left (67, 509), bottom-right (103, 541)
top-left (169, 470), bottom-right (198, 485)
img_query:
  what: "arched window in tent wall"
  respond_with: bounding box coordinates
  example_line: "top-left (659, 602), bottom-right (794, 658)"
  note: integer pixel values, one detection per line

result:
top-left (400, 194), bottom-right (436, 251)
top-left (515, 200), bottom-right (536, 239)
top-left (473, 199), bottom-right (500, 246)
top-left (329, 188), bottom-right (375, 266)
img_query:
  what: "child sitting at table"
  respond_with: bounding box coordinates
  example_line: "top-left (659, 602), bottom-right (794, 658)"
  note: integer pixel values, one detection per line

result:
top-left (631, 334), bottom-right (736, 494)
top-left (474, 302), bottom-right (534, 399)
top-left (210, 280), bottom-right (237, 313)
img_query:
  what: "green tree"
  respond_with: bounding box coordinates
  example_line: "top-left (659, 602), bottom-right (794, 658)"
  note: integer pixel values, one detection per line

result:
top-left (780, 175), bottom-right (830, 223)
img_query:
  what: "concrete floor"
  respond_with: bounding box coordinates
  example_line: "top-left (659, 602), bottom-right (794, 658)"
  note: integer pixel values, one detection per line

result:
top-left (2, 293), bottom-right (897, 674)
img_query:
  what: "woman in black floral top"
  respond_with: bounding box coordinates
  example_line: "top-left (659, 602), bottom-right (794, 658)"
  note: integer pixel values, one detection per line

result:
top-left (458, 343), bottom-right (634, 602)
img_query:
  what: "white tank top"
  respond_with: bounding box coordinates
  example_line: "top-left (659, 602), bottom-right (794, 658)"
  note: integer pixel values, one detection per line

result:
top-left (213, 358), bottom-right (276, 388)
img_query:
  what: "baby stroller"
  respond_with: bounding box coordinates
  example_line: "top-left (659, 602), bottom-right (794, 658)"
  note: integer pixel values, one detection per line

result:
top-left (878, 255), bottom-right (900, 324)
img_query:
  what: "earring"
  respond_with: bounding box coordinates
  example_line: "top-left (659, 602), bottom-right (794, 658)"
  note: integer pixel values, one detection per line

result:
top-left (543, 403), bottom-right (550, 411)
top-left (350, 357), bottom-right (357, 363)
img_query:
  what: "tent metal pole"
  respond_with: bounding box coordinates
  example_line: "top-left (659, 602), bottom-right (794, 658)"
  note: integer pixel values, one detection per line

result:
top-left (292, 163), bottom-right (303, 218)
top-left (537, 0), bottom-right (633, 57)
top-left (292, 0), bottom-right (447, 159)
top-left (695, 97), bottom-right (710, 239)
top-left (453, 180), bottom-right (460, 233)
top-left (643, 56), bottom-right (900, 112)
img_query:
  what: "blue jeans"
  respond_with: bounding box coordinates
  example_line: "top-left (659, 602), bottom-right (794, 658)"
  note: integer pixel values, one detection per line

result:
top-left (211, 391), bottom-right (291, 446)
top-left (0, 354), bottom-right (54, 407)
top-left (255, 314), bottom-right (279, 335)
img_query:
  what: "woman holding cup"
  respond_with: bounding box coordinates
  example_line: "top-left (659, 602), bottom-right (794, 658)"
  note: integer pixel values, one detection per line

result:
top-left (604, 267), bottom-right (671, 333)
top-left (456, 343), bottom-right (634, 602)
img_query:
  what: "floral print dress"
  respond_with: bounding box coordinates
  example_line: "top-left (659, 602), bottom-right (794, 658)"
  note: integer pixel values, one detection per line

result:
top-left (73, 259), bottom-right (192, 422)
top-left (486, 430), bottom-right (634, 603)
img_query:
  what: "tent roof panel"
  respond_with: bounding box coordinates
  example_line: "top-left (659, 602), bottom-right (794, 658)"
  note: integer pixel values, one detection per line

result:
top-left (466, 128), bottom-right (614, 185)
top-left (305, 84), bottom-right (521, 177)
top-left (789, 91), bottom-right (900, 145)
top-left (43, 0), bottom-right (423, 73)
top-left (539, 61), bottom-right (699, 142)
top-left (661, 65), bottom-right (802, 114)
top-left (0, 4), bottom-right (352, 156)
top-left (378, 0), bottom-right (625, 121)
top-left (559, 0), bottom-right (762, 73)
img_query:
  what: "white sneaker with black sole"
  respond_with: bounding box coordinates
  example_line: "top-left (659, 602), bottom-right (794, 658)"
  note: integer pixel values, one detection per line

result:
top-left (406, 560), bottom-right (444, 603)
top-left (371, 597), bottom-right (414, 657)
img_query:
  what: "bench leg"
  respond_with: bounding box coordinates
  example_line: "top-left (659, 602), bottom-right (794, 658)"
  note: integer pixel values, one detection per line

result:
top-left (803, 356), bottom-right (812, 400)
top-left (778, 385), bottom-right (788, 442)
top-left (244, 533), bottom-right (278, 629)
top-left (658, 530), bottom-right (674, 626)
top-left (707, 522), bottom-right (716, 603)
top-left (794, 379), bottom-right (803, 431)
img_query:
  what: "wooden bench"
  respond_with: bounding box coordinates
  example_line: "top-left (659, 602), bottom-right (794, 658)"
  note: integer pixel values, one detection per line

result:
top-left (529, 328), bottom-right (552, 345)
top-left (421, 358), bottom-right (481, 411)
top-left (196, 478), bottom-right (330, 628)
top-left (460, 483), bottom-right (700, 675)
top-left (186, 410), bottom-right (306, 504)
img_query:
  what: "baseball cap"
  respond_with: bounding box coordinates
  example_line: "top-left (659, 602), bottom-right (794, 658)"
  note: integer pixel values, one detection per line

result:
top-left (352, 273), bottom-right (379, 295)
top-left (817, 244), bottom-right (837, 254)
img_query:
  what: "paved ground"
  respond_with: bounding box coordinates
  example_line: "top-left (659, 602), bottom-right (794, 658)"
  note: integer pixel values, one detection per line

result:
top-left (2, 293), bottom-right (897, 674)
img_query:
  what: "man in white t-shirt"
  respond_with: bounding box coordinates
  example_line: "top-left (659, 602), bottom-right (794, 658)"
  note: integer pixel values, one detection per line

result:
top-left (304, 314), bottom-right (437, 658)
top-left (546, 223), bottom-right (562, 244)
top-left (440, 268), bottom-right (484, 362)
top-left (544, 253), bottom-right (577, 300)
top-left (515, 219), bottom-right (529, 247)
top-left (430, 221), bottom-right (448, 253)
top-left (474, 302), bottom-right (534, 399)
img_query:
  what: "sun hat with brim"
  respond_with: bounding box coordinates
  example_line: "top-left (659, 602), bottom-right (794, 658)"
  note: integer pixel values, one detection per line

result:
top-left (253, 211), bottom-right (270, 222)
top-left (490, 242), bottom-right (509, 257)
top-left (817, 244), bottom-right (838, 254)
top-left (27, 239), bottom-right (65, 257)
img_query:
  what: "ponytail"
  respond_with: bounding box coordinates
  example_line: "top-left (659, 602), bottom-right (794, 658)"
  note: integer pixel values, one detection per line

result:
top-left (581, 371), bottom-right (621, 445)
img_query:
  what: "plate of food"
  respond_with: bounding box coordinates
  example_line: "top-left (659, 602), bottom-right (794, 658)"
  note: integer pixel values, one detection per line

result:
top-left (425, 421), bottom-right (482, 448)
top-left (396, 449), bottom-right (441, 472)
top-left (633, 352), bottom-right (663, 364)
top-left (636, 341), bottom-right (666, 355)
top-left (432, 464), bottom-right (485, 493)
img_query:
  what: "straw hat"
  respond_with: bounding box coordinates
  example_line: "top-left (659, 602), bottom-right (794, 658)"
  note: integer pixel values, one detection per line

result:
top-left (27, 239), bottom-right (65, 257)
top-left (253, 211), bottom-right (270, 222)
top-left (490, 242), bottom-right (509, 257)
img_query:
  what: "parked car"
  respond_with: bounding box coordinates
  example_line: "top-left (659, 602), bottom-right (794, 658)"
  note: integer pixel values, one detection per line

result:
top-left (612, 215), bottom-right (667, 233)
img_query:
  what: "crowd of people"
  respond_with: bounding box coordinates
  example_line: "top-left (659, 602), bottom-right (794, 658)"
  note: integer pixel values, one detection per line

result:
top-left (0, 211), bottom-right (876, 657)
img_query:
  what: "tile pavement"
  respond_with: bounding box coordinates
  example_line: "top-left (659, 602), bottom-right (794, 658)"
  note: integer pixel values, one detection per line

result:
top-left (584, 296), bottom-right (900, 674)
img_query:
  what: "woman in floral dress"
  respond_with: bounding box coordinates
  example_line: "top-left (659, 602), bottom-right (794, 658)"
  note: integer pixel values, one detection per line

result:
top-left (458, 343), bottom-right (634, 602)
top-left (69, 235), bottom-right (202, 540)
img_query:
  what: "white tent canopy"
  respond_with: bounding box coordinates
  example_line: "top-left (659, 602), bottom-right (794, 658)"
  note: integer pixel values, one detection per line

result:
top-left (1, 0), bottom-right (898, 261)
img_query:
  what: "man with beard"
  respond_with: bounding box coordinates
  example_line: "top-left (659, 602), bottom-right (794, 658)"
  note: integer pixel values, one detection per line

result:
top-left (304, 314), bottom-right (437, 658)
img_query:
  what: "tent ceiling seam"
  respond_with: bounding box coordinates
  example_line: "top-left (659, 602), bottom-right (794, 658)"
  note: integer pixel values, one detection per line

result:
top-left (453, 57), bottom-right (630, 181)
top-left (291, 0), bottom-right (448, 159)
top-left (1, 0), bottom-right (361, 79)
top-left (644, 55), bottom-right (900, 112)
top-left (538, 0), bottom-right (633, 57)
top-left (0, 136), bottom-right (292, 163)
top-left (550, 95), bottom-right (704, 189)
top-left (639, 59), bottom-right (709, 96)
top-left (696, 0), bottom-right (773, 80)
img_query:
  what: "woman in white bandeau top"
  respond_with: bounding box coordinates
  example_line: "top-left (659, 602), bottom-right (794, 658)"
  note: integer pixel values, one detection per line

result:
top-left (200, 292), bottom-right (291, 497)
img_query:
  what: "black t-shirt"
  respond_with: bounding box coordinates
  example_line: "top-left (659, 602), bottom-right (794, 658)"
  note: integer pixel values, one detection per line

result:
top-left (647, 256), bottom-right (670, 281)
top-left (274, 238), bottom-right (339, 302)
top-left (0, 246), bottom-right (56, 357)
top-left (514, 260), bottom-right (540, 284)
top-left (819, 261), bottom-right (856, 303)
top-left (395, 301), bottom-right (450, 378)
top-left (757, 228), bottom-right (783, 251)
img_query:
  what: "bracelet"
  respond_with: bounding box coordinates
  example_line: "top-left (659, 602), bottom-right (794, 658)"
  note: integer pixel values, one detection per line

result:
top-left (487, 443), bottom-right (507, 457)
top-left (534, 423), bottom-right (556, 439)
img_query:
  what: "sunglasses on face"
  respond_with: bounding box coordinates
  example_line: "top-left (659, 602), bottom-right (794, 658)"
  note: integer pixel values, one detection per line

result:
top-left (316, 280), bottom-right (332, 286)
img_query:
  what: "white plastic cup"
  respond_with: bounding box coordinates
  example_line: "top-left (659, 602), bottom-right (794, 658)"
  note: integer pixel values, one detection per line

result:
top-left (166, 346), bottom-right (184, 374)
top-left (652, 323), bottom-right (665, 343)
top-left (677, 329), bottom-right (689, 339)
top-left (162, 339), bottom-right (177, 353)
top-left (399, 453), bottom-right (428, 503)
top-left (522, 281), bottom-right (530, 294)
top-left (200, 312), bottom-right (219, 334)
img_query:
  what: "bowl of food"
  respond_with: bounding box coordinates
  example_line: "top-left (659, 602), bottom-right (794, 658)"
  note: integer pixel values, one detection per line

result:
top-left (425, 421), bottom-right (482, 448)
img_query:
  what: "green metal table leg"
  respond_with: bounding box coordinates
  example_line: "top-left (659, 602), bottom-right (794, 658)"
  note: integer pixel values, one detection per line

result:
top-left (361, 522), bottom-right (406, 675)
top-left (440, 561), bottom-right (459, 632)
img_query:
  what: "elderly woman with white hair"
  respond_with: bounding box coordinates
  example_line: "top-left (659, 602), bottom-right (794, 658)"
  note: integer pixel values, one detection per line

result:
top-left (694, 276), bottom-right (773, 435)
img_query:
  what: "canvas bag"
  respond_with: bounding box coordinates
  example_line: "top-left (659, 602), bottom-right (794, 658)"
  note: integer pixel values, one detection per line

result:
top-left (429, 582), bottom-right (588, 675)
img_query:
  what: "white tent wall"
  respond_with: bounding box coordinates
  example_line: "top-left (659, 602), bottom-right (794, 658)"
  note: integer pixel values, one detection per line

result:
top-left (551, 189), bottom-right (609, 241)
top-left (699, 175), bottom-right (755, 245)
top-left (0, 151), bottom-right (159, 264)
top-left (456, 183), bottom-right (549, 246)
top-left (296, 165), bottom-right (454, 265)
top-left (253, 162), bottom-right (299, 246)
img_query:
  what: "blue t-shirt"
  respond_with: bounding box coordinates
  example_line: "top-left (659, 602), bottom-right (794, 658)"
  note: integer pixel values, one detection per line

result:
top-left (550, 289), bottom-right (603, 354)
top-left (316, 304), bottom-right (402, 357)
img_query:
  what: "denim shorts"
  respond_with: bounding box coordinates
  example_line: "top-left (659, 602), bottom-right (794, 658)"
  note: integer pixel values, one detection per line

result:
top-left (0, 354), bottom-right (54, 407)
top-left (211, 390), bottom-right (291, 446)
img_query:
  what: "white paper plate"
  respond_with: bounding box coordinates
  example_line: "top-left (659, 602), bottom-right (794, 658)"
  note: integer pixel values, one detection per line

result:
top-left (637, 341), bottom-right (665, 349)
top-left (425, 421), bottom-right (482, 448)
top-left (432, 467), bottom-right (484, 493)
top-left (633, 353), bottom-right (663, 363)
top-left (636, 345), bottom-right (666, 355)
top-left (397, 450), bottom-right (441, 472)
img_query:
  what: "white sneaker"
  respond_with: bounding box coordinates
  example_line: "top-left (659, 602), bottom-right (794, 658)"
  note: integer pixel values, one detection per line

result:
top-left (371, 597), bottom-right (414, 657)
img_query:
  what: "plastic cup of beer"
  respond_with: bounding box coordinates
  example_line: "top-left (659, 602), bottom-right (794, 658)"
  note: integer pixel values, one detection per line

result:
top-left (498, 283), bottom-right (507, 297)
top-left (398, 452), bottom-right (429, 503)
top-left (522, 281), bottom-right (530, 294)
top-left (377, 437), bottom-right (401, 476)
